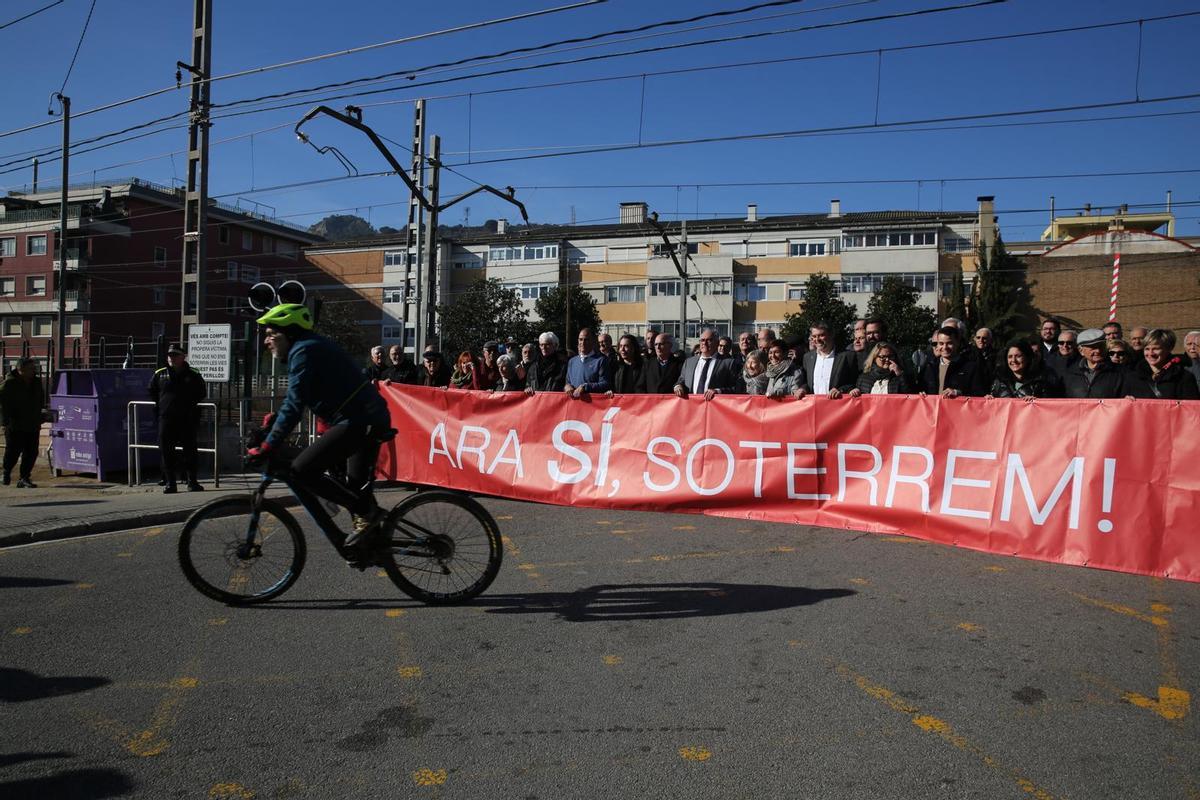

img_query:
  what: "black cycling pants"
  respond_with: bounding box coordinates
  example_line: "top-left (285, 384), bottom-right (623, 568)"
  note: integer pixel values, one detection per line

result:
top-left (291, 422), bottom-right (381, 516)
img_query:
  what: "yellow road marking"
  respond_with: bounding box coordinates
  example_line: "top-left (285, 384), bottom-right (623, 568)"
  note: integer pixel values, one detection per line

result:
top-left (611, 529), bottom-right (632, 535)
top-left (75, 582), bottom-right (95, 590)
top-left (594, 520), bottom-right (611, 525)
top-left (679, 746), bottom-right (712, 762)
top-left (144, 527), bottom-right (165, 538)
top-left (1069, 592), bottom-right (1167, 627)
top-left (519, 544), bottom-right (804, 571)
top-left (957, 622), bottom-right (983, 633)
top-left (385, 609), bottom-right (405, 618)
top-left (376, 569), bottom-right (388, 578)
top-left (1124, 686), bottom-right (1191, 721)
top-left (501, 535), bottom-right (521, 559)
top-left (985, 566), bottom-right (1006, 572)
top-left (208, 783), bottom-right (255, 799)
top-left (125, 675), bottom-right (200, 757)
top-left (882, 536), bottom-right (920, 544)
top-left (208, 618), bottom-right (228, 626)
top-left (397, 666), bottom-right (423, 679)
top-left (494, 515), bottom-right (513, 520)
top-left (116, 552), bottom-right (133, 558)
top-left (673, 525), bottom-right (697, 531)
top-left (602, 655), bottom-right (623, 666)
top-left (834, 663), bottom-right (1059, 799)
top-left (412, 768), bottom-right (447, 786)
top-left (11, 626), bottom-right (32, 635)
top-left (850, 578), bottom-right (869, 585)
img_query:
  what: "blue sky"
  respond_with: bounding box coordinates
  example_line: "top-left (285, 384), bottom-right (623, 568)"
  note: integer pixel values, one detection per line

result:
top-left (1, 0), bottom-right (1198, 240)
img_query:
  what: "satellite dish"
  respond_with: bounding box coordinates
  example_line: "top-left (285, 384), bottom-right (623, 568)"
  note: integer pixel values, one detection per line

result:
top-left (276, 280), bottom-right (306, 305)
top-left (248, 282), bottom-right (277, 313)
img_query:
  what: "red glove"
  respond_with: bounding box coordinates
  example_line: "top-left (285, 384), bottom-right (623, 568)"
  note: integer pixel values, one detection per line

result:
top-left (261, 412), bottom-right (276, 429)
top-left (246, 440), bottom-right (274, 465)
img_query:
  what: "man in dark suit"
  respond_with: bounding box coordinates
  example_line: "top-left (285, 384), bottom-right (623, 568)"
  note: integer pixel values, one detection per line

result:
top-left (794, 322), bottom-right (859, 398)
top-left (918, 326), bottom-right (987, 397)
top-left (674, 327), bottom-right (743, 399)
top-left (642, 332), bottom-right (684, 393)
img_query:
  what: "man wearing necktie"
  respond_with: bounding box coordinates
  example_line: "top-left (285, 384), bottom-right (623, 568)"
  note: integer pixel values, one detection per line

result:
top-left (674, 327), bottom-right (743, 400)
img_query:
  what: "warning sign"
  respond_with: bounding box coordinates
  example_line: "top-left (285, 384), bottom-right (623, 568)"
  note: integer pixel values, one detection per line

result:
top-left (187, 324), bottom-right (232, 382)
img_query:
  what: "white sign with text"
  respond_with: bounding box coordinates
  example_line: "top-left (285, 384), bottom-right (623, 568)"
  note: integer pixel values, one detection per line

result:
top-left (187, 323), bottom-right (232, 382)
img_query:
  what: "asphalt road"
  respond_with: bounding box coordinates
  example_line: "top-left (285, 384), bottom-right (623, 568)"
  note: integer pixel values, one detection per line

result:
top-left (2, 491), bottom-right (1197, 799)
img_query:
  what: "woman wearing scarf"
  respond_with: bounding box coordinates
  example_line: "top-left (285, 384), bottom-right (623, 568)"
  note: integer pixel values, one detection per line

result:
top-left (764, 341), bottom-right (798, 398)
top-left (742, 352), bottom-right (769, 396)
top-left (849, 342), bottom-right (911, 396)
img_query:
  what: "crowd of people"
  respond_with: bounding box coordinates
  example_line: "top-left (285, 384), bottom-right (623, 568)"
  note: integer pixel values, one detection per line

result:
top-left (363, 317), bottom-right (1200, 402)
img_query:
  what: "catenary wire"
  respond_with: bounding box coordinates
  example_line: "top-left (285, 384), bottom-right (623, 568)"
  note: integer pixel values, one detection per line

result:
top-left (0, 0), bottom-right (62, 31)
top-left (57, 0), bottom-right (97, 95)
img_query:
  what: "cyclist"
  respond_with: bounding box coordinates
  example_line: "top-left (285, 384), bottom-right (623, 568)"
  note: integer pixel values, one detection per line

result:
top-left (246, 303), bottom-right (391, 547)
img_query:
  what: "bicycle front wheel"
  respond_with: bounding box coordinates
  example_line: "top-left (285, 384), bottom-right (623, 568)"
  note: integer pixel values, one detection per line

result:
top-left (380, 490), bottom-right (503, 605)
top-left (178, 496), bottom-right (307, 605)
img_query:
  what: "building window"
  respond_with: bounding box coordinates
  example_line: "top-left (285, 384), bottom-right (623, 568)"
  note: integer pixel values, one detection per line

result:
top-left (226, 261), bottom-right (239, 282)
top-left (384, 250), bottom-right (415, 267)
top-left (648, 320), bottom-right (681, 340)
top-left (154, 246), bottom-right (167, 267)
top-left (789, 241), bottom-right (827, 257)
top-left (241, 264), bottom-right (259, 284)
top-left (2, 318), bottom-right (20, 337)
top-left (503, 282), bottom-right (554, 300)
top-left (719, 241), bottom-right (745, 257)
top-left (262, 235), bottom-right (274, 254)
top-left (487, 243), bottom-right (558, 262)
top-left (33, 317), bottom-right (53, 337)
top-left (840, 273), bottom-right (937, 294)
top-left (26, 275), bottom-right (46, 296)
top-left (651, 242), bottom-right (699, 259)
top-left (383, 286), bottom-right (405, 304)
top-left (0, 237), bottom-right (14, 257)
top-left (605, 285), bottom-right (645, 303)
top-left (942, 232), bottom-right (973, 252)
top-left (242, 230), bottom-right (253, 251)
top-left (787, 284), bottom-right (807, 301)
top-left (27, 235), bottom-right (48, 256)
top-left (649, 280), bottom-right (681, 297)
top-left (686, 321), bottom-right (730, 339)
top-left (151, 322), bottom-right (165, 339)
top-left (153, 287), bottom-right (166, 305)
top-left (277, 240), bottom-right (296, 260)
top-left (698, 278), bottom-right (731, 295)
top-left (0, 277), bottom-right (12, 296)
top-left (218, 225), bottom-right (230, 245)
top-left (734, 282), bottom-right (785, 301)
top-left (67, 315), bottom-right (83, 336)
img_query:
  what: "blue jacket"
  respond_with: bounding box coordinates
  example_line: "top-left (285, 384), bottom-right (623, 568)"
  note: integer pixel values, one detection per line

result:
top-left (268, 333), bottom-right (390, 447)
top-left (566, 351), bottom-right (611, 393)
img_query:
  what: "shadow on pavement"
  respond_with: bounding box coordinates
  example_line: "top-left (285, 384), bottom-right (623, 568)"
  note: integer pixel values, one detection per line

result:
top-left (0, 768), bottom-right (134, 799)
top-left (0, 751), bottom-right (72, 769)
top-left (0, 668), bottom-right (110, 703)
top-left (7, 500), bottom-right (106, 509)
top-left (250, 582), bottom-right (857, 621)
top-left (0, 577), bottom-right (77, 589)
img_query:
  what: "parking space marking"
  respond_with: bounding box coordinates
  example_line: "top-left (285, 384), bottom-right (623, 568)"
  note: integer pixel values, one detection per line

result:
top-left (208, 782), bottom-right (255, 799)
top-left (602, 655), bottom-right (623, 666)
top-left (957, 622), bottom-right (984, 633)
top-left (833, 662), bottom-right (1058, 799)
top-left (679, 746), bottom-right (712, 762)
top-left (123, 674), bottom-right (201, 757)
top-left (1069, 592), bottom-right (1166, 627)
top-left (385, 609), bottom-right (406, 618)
top-left (11, 626), bottom-right (32, 635)
top-left (397, 666), bottom-right (423, 679)
top-left (412, 768), bottom-right (447, 786)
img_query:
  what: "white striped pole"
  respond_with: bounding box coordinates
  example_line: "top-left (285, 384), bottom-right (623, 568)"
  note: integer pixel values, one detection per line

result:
top-left (1108, 251), bottom-right (1121, 322)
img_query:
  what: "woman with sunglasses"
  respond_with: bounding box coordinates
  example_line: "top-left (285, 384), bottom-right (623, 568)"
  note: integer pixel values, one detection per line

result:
top-left (849, 342), bottom-right (911, 396)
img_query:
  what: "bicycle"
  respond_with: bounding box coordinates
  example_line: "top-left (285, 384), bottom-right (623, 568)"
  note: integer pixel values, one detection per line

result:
top-left (177, 447), bottom-right (503, 606)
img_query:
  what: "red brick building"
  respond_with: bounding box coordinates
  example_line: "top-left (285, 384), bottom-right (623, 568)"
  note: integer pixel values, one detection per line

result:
top-left (0, 178), bottom-right (321, 371)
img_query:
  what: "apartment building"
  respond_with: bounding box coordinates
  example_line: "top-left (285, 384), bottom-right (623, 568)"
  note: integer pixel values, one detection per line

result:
top-left (0, 178), bottom-right (320, 370)
top-left (447, 198), bottom-right (991, 346)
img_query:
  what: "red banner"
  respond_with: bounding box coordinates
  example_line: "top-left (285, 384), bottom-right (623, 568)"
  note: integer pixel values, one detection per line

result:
top-left (377, 385), bottom-right (1200, 583)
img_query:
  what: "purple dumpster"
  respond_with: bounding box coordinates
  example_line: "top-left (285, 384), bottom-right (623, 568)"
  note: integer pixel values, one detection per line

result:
top-left (50, 369), bottom-right (157, 480)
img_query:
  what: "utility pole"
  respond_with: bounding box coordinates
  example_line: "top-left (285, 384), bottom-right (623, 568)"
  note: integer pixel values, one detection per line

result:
top-left (401, 100), bottom-right (425, 357)
top-left (678, 219), bottom-right (688, 346)
top-left (421, 135), bottom-right (441, 353)
top-left (31, 157), bottom-right (39, 193)
top-left (52, 95), bottom-right (69, 374)
top-left (178, 0), bottom-right (213, 345)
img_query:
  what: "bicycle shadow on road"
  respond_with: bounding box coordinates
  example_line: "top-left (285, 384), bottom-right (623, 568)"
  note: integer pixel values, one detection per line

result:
top-left (0, 576), bottom-right (77, 589)
top-left (0, 768), bottom-right (135, 799)
top-left (474, 582), bottom-right (856, 622)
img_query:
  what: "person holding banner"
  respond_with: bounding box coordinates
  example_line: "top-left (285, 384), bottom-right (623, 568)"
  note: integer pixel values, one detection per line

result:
top-left (1126, 329), bottom-right (1200, 400)
top-left (918, 327), bottom-right (986, 397)
top-left (1062, 329), bottom-right (1126, 399)
top-left (643, 333), bottom-right (684, 394)
top-left (989, 341), bottom-right (1061, 399)
top-left (850, 342), bottom-right (912, 396)
top-left (794, 323), bottom-right (858, 399)
top-left (674, 327), bottom-right (743, 400)
top-left (608, 334), bottom-right (646, 395)
top-left (526, 332), bottom-right (568, 394)
top-left (565, 328), bottom-right (611, 399)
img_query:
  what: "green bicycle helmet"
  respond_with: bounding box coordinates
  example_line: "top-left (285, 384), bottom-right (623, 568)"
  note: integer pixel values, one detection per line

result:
top-left (256, 303), bottom-right (313, 331)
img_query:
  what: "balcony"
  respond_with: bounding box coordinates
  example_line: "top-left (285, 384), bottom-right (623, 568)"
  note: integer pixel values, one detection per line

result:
top-left (53, 247), bottom-right (89, 270)
top-left (53, 289), bottom-right (89, 312)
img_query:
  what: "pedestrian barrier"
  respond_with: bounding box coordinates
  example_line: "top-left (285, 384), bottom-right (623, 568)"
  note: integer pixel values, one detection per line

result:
top-left (126, 401), bottom-right (220, 488)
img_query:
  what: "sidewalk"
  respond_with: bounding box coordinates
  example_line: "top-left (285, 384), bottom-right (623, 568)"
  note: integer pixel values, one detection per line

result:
top-left (0, 461), bottom-right (285, 547)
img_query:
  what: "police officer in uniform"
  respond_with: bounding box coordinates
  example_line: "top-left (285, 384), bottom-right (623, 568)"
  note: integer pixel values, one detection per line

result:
top-left (149, 344), bottom-right (207, 493)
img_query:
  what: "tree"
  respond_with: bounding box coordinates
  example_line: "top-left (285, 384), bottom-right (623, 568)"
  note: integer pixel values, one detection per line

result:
top-left (308, 214), bottom-right (378, 241)
top-left (945, 270), bottom-right (968, 325)
top-left (865, 276), bottom-right (938, 356)
top-left (313, 293), bottom-right (370, 361)
top-left (972, 234), bottom-right (1032, 344)
top-left (780, 273), bottom-right (857, 348)
top-left (435, 278), bottom-right (530, 356)
top-left (534, 284), bottom-right (602, 350)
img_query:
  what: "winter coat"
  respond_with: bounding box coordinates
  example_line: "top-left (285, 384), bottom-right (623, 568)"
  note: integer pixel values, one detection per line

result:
top-left (611, 359), bottom-right (645, 394)
top-left (0, 370), bottom-right (46, 433)
top-left (1126, 357), bottom-right (1200, 400)
top-left (989, 367), bottom-right (1062, 398)
top-left (149, 363), bottom-right (207, 422)
top-left (525, 352), bottom-right (568, 392)
top-left (855, 367), bottom-right (912, 395)
top-left (764, 359), bottom-right (798, 397)
top-left (918, 354), bottom-right (986, 396)
top-left (1061, 359), bottom-right (1127, 399)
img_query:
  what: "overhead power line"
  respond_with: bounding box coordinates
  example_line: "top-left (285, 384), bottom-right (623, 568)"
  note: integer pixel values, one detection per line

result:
top-left (0, 0), bottom-right (63, 31)
top-left (58, 0), bottom-right (97, 95)
top-left (0, 0), bottom-right (608, 141)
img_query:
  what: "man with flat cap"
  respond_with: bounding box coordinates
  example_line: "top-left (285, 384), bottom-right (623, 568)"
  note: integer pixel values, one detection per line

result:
top-left (1061, 328), bottom-right (1126, 399)
top-left (149, 344), bottom-right (207, 493)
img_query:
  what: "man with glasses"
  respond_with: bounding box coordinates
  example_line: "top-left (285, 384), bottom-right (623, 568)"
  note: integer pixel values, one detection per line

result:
top-left (794, 322), bottom-right (859, 399)
top-left (1044, 329), bottom-right (1078, 378)
top-left (1062, 328), bottom-right (1125, 398)
top-left (969, 327), bottom-right (997, 389)
top-left (675, 327), bottom-right (743, 399)
top-left (565, 328), bottom-right (610, 399)
top-left (1036, 318), bottom-right (1060, 360)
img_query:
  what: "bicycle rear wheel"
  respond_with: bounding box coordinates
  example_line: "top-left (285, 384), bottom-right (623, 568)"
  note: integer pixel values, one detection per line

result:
top-left (178, 496), bottom-right (306, 605)
top-left (379, 490), bottom-right (503, 604)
